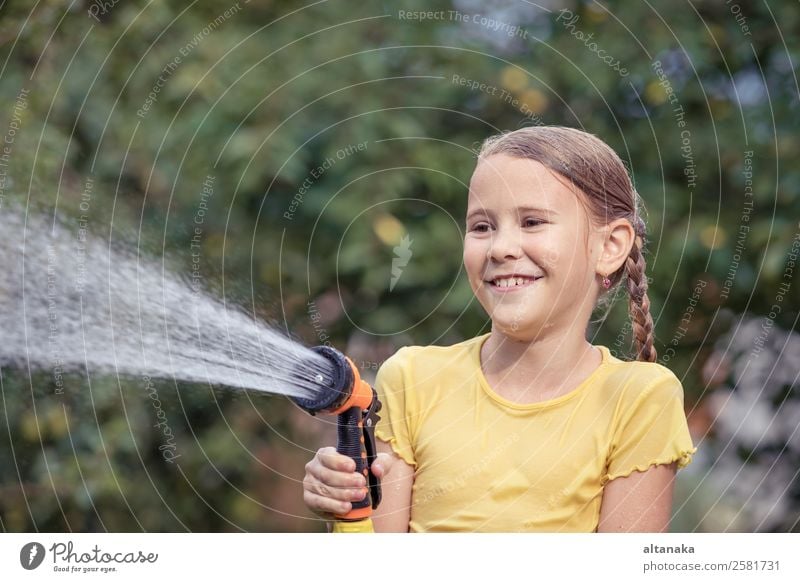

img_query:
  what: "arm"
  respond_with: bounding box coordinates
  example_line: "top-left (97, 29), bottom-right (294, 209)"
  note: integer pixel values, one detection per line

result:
top-left (597, 462), bottom-right (676, 532)
top-left (370, 439), bottom-right (415, 532)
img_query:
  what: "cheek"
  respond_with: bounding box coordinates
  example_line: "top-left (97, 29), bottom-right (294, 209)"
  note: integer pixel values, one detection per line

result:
top-left (542, 245), bottom-right (562, 269)
top-left (462, 240), bottom-right (485, 282)
top-left (532, 234), bottom-right (575, 272)
top-left (520, 237), bottom-right (561, 271)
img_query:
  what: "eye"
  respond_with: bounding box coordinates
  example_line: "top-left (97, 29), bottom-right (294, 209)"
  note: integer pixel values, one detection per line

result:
top-left (470, 222), bottom-right (491, 233)
top-left (524, 218), bottom-right (545, 227)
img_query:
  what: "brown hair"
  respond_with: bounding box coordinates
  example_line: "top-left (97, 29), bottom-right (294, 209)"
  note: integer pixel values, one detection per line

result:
top-left (477, 126), bottom-right (656, 363)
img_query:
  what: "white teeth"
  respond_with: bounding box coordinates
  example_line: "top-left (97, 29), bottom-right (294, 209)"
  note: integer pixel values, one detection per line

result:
top-left (493, 277), bottom-right (535, 288)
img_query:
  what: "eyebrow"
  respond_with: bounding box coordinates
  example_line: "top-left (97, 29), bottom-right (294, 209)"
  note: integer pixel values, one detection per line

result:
top-left (466, 206), bottom-right (558, 221)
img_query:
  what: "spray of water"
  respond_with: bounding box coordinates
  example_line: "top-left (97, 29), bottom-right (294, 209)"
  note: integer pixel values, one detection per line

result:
top-left (0, 206), bottom-right (331, 400)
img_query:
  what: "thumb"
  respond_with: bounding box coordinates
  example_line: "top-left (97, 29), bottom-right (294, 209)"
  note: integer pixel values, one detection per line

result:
top-left (370, 452), bottom-right (395, 479)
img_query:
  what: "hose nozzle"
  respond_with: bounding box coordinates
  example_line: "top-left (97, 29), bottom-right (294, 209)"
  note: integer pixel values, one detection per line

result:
top-left (291, 346), bottom-right (373, 415)
top-left (291, 345), bottom-right (382, 523)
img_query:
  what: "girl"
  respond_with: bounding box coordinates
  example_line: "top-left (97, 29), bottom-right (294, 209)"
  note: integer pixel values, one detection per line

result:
top-left (303, 126), bottom-right (697, 532)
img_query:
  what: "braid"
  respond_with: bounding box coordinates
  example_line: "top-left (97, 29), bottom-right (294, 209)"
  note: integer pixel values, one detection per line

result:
top-left (625, 220), bottom-right (657, 362)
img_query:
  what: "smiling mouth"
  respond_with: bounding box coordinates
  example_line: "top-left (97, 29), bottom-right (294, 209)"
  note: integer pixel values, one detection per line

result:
top-left (485, 276), bottom-right (543, 290)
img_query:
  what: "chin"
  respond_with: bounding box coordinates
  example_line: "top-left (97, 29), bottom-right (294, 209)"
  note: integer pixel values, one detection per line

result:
top-left (490, 320), bottom-right (540, 342)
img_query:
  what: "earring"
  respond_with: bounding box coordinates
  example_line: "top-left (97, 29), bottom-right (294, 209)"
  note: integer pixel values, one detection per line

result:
top-left (602, 275), bottom-right (611, 289)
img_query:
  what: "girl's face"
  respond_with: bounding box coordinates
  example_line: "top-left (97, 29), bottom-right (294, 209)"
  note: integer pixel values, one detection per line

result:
top-left (463, 154), bottom-right (603, 341)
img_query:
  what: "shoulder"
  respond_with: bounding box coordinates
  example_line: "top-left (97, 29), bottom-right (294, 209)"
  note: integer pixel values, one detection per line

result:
top-left (375, 335), bottom-right (484, 393)
top-left (600, 346), bottom-right (680, 385)
top-left (595, 346), bottom-right (685, 405)
top-left (374, 336), bottom-right (483, 411)
top-left (380, 334), bottom-right (483, 372)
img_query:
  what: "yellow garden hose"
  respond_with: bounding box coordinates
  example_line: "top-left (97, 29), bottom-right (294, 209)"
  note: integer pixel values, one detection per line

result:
top-left (331, 518), bottom-right (375, 533)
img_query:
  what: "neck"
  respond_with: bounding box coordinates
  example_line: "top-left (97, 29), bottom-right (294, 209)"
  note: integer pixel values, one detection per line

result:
top-left (481, 326), bottom-right (599, 397)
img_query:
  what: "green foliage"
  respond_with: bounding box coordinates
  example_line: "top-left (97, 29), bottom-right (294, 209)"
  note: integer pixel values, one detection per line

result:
top-left (0, 0), bottom-right (797, 531)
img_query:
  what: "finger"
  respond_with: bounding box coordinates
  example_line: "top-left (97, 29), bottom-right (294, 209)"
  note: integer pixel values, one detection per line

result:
top-left (304, 474), bottom-right (367, 502)
top-left (304, 490), bottom-right (352, 516)
top-left (317, 447), bottom-right (356, 472)
top-left (307, 461), bottom-right (366, 489)
top-left (370, 452), bottom-right (395, 479)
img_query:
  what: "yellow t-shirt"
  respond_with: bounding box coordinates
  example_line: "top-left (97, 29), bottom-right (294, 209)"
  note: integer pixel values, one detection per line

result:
top-left (373, 332), bottom-right (697, 532)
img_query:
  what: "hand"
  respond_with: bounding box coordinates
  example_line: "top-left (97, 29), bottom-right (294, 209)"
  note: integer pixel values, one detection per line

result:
top-left (303, 447), bottom-right (368, 517)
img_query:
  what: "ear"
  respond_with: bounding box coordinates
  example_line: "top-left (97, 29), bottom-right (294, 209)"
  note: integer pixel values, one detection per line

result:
top-left (595, 218), bottom-right (635, 277)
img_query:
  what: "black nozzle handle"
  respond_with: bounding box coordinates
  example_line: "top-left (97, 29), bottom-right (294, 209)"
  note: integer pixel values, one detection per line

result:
top-left (337, 407), bottom-right (372, 514)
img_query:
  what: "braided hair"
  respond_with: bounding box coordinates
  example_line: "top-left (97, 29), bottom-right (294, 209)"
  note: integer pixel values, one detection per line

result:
top-left (478, 126), bottom-right (657, 362)
top-left (625, 217), bottom-right (657, 362)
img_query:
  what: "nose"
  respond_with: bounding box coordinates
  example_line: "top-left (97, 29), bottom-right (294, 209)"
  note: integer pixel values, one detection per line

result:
top-left (487, 226), bottom-right (523, 261)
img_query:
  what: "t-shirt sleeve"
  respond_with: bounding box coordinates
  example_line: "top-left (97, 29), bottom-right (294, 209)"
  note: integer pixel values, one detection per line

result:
top-left (373, 347), bottom-right (417, 467)
top-left (603, 371), bottom-right (697, 484)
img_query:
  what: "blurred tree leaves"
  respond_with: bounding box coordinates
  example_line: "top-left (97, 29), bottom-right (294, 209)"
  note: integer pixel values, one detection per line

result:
top-left (0, 0), bottom-right (797, 531)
